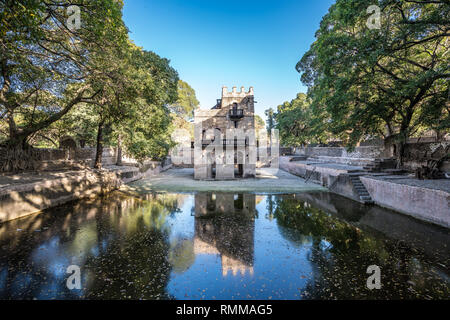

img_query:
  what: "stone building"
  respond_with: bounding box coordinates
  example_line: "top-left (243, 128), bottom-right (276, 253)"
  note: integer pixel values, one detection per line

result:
top-left (194, 86), bottom-right (256, 180)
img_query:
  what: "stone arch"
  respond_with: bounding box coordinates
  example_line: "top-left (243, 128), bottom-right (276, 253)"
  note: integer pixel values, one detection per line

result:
top-left (59, 136), bottom-right (78, 149)
top-left (59, 136), bottom-right (78, 160)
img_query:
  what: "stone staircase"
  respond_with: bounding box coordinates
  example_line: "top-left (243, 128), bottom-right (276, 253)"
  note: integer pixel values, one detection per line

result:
top-left (349, 174), bottom-right (373, 204)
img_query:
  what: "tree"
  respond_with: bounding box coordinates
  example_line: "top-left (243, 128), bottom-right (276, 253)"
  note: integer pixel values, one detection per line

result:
top-left (254, 114), bottom-right (265, 131)
top-left (275, 93), bottom-right (329, 147)
top-left (297, 0), bottom-right (449, 166)
top-left (87, 40), bottom-right (142, 169)
top-left (32, 103), bottom-right (98, 149)
top-left (166, 79), bottom-right (199, 147)
top-left (115, 47), bottom-right (179, 164)
top-left (38, 43), bottom-right (180, 168)
top-left (265, 108), bottom-right (276, 134)
top-left (169, 80), bottom-right (199, 120)
top-left (0, 0), bottom-right (128, 171)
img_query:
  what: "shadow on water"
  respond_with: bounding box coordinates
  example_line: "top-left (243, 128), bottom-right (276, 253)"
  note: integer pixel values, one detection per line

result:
top-left (0, 190), bottom-right (449, 300)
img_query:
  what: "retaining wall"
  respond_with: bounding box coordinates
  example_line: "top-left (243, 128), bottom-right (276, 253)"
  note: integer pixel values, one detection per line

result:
top-left (0, 162), bottom-right (172, 223)
top-left (0, 169), bottom-right (122, 223)
top-left (295, 146), bottom-right (383, 159)
top-left (360, 176), bottom-right (450, 228)
top-left (402, 141), bottom-right (450, 171)
top-left (280, 156), bottom-right (450, 228)
top-left (36, 147), bottom-right (136, 171)
top-left (279, 157), bottom-right (356, 186)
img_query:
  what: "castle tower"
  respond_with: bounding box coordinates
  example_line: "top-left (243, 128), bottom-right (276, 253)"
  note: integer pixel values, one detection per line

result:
top-left (220, 86), bottom-right (255, 115)
top-left (194, 86), bottom-right (256, 180)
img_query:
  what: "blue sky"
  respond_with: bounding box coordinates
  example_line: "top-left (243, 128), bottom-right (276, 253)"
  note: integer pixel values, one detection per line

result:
top-left (122, 0), bottom-right (335, 120)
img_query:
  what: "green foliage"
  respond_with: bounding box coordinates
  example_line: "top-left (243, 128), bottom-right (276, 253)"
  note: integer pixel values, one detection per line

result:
top-left (275, 93), bottom-right (330, 146)
top-left (0, 0), bottom-right (191, 169)
top-left (0, 0), bottom-right (128, 143)
top-left (254, 114), bottom-right (265, 131)
top-left (33, 103), bottom-right (99, 148)
top-left (296, 0), bottom-right (449, 156)
top-left (169, 80), bottom-right (200, 120)
top-left (264, 108), bottom-right (276, 133)
top-left (116, 47), bottom-right (179, 162)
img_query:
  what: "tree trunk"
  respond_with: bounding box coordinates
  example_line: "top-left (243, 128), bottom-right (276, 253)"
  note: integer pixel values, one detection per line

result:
top-left (435, 129), bottom-right (444, 142)
top-left (1, 110), bottom-right (40, 172)
top-left (7, 111), bottom-right (17, 139)
top-left (396, 141), bottom-right (405, 169)
top-left (94, 121), bottom-right (104, 169)
top-left (0, 136), bottom-right (40, 172)
top-left (395, 129), bottom-right (408, 169)
top-left (116, 134), bottom-right (123, 166)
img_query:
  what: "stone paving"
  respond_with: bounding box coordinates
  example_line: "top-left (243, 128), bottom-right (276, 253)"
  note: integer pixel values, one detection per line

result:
top-left (0, 166), bottom-right (138, 193)
top-left (287, 159), bottom-right (365, 171)
top-left (366, 175), bottom-right (450, 193)
top-left (122, 168), bottom-right (327, 194)
top-left (286, 157), bottom-right (450, 192)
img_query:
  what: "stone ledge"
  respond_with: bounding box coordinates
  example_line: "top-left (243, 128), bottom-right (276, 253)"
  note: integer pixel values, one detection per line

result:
top-left (0, 162), bottom-right (172, 223)
top-left (0, 169), bottom-right (121, 223)
top-left (281, 156), bottom-right (450, 228)
top-left (279, 156), bottom-right (363, 186)
top-left (360, 176), bottom-right (450, 228)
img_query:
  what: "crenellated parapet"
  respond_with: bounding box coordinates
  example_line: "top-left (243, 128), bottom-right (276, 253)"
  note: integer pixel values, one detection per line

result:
top-left (222, 86), bottom-right (254, 98)
top-left (220, 85), bottom-right (255, 114)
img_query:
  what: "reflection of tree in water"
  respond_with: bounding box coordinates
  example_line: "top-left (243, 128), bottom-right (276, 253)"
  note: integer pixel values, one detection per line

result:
top-left (0, 192), bottom-right (188, 299)
top-left (265, 195), bottom-right (275, 221)
top-left (273, 195), bottom-right (450, 299)
top-left (84, 196), bottom-right (174, 299)
top-left (168, 238), bottom-right (195, 274)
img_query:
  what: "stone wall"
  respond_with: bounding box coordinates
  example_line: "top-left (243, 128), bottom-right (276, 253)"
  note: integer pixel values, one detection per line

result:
top-left (402, 141), bottom-right (450, 171)
top-left (279, 156), bottom-right (354, 187)
top-left (0, 160), bottom-right (172, 223)
top-left (296, 146), bottom-right (383, 159)
top-left (360, 176), bottom-right (450, 228)
top-left (30, 147), bottom-right (171, 172)
top-left (294, 142), bottom-right (450, 171)
top-left (0, 169), bottom-right (122, 223)
top-left (36, 147), bottom-right (137, 169)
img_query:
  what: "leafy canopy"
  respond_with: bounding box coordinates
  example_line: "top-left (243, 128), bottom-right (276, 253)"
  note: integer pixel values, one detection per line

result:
top-left (296, 0), bottom-right (449, 150)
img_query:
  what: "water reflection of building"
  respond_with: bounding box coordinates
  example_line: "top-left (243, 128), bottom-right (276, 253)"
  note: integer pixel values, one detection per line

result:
top-left (193, 193), bottom-right (256, 277)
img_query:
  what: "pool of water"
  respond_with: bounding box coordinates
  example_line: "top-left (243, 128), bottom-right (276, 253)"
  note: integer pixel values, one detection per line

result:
top-left (0, 191), bottom-right (449, 300)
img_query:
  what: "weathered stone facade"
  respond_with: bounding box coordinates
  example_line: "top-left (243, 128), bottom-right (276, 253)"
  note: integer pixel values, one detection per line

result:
top-left (194, 86), bottom-right (256, 180)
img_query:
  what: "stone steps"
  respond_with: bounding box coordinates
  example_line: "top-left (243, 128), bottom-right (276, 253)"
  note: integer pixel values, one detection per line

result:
top-left (349, 175), bottom-right (373, 204)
